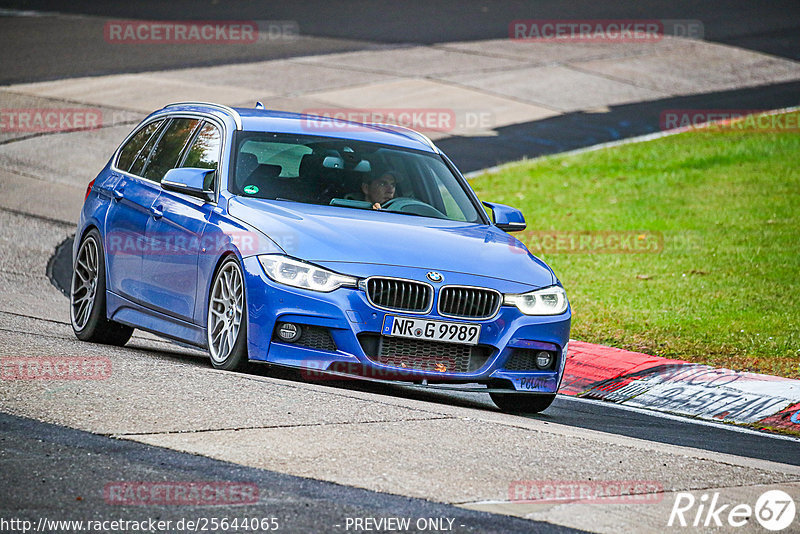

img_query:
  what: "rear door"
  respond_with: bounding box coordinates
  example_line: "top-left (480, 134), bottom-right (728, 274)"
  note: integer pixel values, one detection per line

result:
top-left (104, 118), bottom-right (166, 303)
top-left (143, 119), bottom-right (220, 322)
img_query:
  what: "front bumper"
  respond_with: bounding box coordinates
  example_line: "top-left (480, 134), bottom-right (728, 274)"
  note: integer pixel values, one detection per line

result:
top-left (241, 256), bottom-right (571, 393)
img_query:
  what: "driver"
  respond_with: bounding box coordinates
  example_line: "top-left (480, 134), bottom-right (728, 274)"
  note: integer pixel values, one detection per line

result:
top-left (361, 171), bottom-right (397, 210)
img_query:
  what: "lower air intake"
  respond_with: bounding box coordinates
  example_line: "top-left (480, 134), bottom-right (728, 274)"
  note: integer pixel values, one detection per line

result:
top-left (359, 334), bottom-right (491, 374)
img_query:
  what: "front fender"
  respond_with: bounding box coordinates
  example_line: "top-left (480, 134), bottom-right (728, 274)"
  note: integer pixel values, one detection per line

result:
top-left (193, 210), bottom-right (284, 324)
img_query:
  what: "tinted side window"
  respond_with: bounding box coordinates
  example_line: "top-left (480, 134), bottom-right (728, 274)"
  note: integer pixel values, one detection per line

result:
top-left (130, 121), bottom-right (167, 177)
top-left (117, 119), bottom-right (164, 173)
top-left (180, 122), bottom-right (221, 190)
top-left (142, 118), bottom-right (200, 182)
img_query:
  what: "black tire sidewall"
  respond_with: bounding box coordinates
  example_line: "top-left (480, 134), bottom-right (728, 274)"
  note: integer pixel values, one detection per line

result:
top-left (490, 392), bottom-right (556, 414)
top-left (72, 229), bottom-right (108, 341)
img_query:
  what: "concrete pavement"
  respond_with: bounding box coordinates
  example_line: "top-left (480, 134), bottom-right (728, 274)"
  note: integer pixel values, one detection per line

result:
top-left (5, 36), bottom-right (799, 135)
top-left (1, 0), bottom-right (799, 85)
top-left (2, 412), bottom-right (569, 534)
top-left (1, 33), bottom-right (798, 222)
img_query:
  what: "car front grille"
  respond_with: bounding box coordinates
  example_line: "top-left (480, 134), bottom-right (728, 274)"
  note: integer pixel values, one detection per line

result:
top-left (365, 277), bottom-right (432, 313)
top-left (359, 334), bottom-right (492, 374)
top-left (438, 286), bottom-right (501, 319)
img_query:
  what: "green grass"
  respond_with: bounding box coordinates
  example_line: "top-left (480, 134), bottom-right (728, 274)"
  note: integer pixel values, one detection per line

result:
top-left (470, 112), bottom-right (800, 379)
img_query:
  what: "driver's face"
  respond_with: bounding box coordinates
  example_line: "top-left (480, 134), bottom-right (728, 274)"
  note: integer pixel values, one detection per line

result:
top-left (362, 174), bottom-right (396, 205)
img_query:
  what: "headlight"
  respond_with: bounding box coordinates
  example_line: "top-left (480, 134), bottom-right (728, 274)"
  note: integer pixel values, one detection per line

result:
top-left (259, 255), bottom-right (357, 292)
top-left (504, 286), bottom-right (568, 315)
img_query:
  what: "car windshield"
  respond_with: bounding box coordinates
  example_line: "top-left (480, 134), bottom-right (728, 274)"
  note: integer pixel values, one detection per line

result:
top-left (229, 132), bottom-right (483, 223)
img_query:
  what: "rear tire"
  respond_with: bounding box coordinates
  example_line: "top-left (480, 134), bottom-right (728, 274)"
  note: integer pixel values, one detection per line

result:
top-left (490, 392), bottom-right (556, 414)
top-left (70, 229), bottom-right (134, 346)
top-left (206, 257), bottom-right (248, 371)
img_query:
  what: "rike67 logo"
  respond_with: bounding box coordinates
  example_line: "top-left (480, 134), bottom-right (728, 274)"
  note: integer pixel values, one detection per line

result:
top-left (669, 490), bottom-right (796, 531)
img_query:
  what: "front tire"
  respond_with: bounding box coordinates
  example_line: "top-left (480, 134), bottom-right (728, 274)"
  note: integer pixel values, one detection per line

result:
top-left (70, 229), bottom-right (133, 346)
top-left (207, 257), bottom-right (248, 371)
top-left (490, 392), bottom-right (556, 414)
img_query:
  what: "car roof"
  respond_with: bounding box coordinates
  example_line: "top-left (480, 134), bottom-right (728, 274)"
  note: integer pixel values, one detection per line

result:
top-left (156, 102), bottom-right (439, 153)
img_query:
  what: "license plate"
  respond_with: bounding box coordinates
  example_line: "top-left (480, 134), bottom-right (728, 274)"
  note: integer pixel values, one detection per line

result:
top-left (382, 316), bottom-right (481, 345)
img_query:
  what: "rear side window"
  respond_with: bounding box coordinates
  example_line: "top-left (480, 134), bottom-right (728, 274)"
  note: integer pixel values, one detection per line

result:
top-left (130, 121), bottom-right (166, 177)
top-left (142, 118), bottom-right (200, 182)
top-left (116, 119), bottom-right (164, 173)
top-left (180, 122), bottom-right (222, 190)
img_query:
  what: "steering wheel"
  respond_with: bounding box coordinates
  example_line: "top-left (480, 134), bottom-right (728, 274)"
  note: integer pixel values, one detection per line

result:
top-left (381, 197), bottom-right (446, 218)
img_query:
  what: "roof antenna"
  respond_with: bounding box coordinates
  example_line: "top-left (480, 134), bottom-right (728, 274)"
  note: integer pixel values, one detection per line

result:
top-left (255, 101), bottom-right (265, 110)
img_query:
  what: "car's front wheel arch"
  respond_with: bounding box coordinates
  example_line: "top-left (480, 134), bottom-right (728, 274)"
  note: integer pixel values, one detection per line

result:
top-left (203, 251), bottom-right (245, 326)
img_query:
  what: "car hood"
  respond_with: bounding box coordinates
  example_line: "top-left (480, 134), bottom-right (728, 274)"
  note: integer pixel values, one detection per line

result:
top-left (228, 197), bottom-right (555, 288)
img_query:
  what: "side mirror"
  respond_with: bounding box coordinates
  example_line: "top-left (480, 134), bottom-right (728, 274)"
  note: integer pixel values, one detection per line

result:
top-left (482, 201), bottom-right (527, 232)
top-left (161, 167), bottom-right (215, 201)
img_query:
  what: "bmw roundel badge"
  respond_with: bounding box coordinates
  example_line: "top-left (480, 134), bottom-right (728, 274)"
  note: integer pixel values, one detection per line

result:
top-left (426, 271), bottom-right (443, 283)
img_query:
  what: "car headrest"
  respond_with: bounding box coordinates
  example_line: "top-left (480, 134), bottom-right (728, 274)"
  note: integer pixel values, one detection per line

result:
top-left (247, 164), bottom-right (282, 184)
top-left (237, 152), bottom-right (259, 179)
top-left (298, 153), bottom-right (321, 180)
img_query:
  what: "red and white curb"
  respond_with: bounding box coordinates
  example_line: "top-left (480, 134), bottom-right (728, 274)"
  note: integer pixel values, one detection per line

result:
top-left (560, 341), bottom-right (800, 433)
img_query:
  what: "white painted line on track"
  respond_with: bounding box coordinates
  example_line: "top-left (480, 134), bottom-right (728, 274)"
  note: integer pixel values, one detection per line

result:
top-left (0, 8), bottom-right (61, 17)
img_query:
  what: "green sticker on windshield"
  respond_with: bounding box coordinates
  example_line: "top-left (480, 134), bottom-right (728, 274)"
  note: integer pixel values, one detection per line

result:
top-left (243, 185), bottom-right (259, 195)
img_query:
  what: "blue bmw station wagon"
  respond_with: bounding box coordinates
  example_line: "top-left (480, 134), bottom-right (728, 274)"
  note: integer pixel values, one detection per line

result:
top-left (71, 102), bottom-right (571, 413)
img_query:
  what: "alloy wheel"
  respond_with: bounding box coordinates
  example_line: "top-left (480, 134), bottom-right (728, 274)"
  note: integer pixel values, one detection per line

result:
top-left (71, 236), bottom-right (99, 331)
top-left (208, 261), bottom-right (244, 364)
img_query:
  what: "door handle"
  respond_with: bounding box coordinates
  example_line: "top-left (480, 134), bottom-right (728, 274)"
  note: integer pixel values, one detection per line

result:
top-left (150, 205), bottom-right (163, 219)
top-left (112, 186), bottom-right (124, 200)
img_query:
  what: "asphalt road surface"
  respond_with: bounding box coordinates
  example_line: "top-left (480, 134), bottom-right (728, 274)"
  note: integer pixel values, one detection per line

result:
top-left (0, 0), bottom-right (799, 84)
top-left (1, 412), bottom-right (577, 534)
